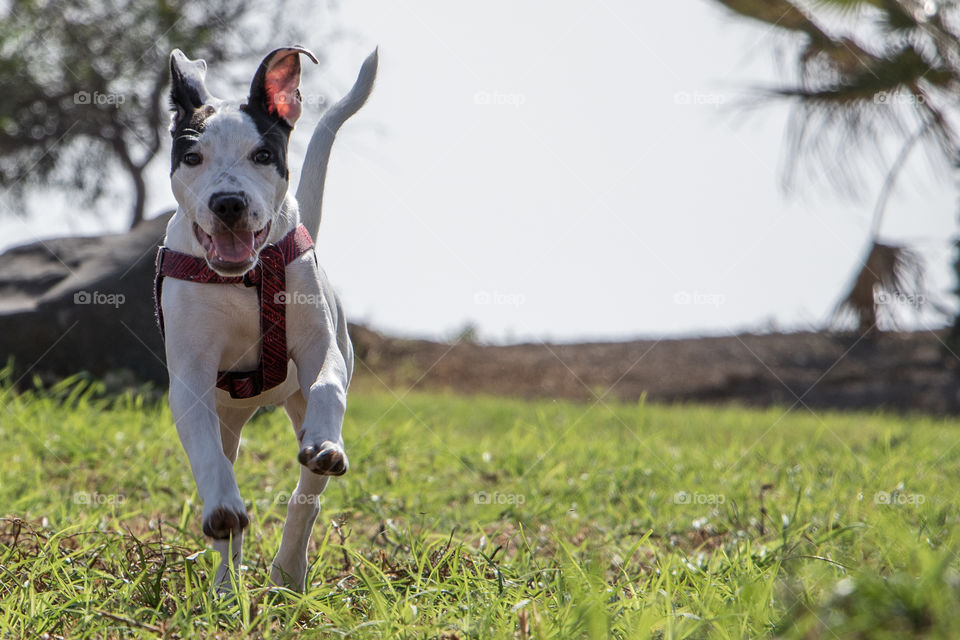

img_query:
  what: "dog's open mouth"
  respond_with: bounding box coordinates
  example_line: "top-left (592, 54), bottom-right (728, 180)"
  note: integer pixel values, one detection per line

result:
top-left (193, 221), bottom-right (272, 272)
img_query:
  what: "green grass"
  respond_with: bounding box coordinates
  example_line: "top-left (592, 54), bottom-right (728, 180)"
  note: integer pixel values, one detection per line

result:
top-left (2, 374), bottom-right (960, 638)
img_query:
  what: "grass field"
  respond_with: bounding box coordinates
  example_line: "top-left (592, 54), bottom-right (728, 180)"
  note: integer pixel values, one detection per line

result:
top-left (2, 374), bottom-right (960, 639)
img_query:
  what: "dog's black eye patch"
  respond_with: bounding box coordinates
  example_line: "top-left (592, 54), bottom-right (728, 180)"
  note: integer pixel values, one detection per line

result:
top-left (170, 105), bottom-right (215, 175)
top-left (239, 105), bottom-right (290, 180)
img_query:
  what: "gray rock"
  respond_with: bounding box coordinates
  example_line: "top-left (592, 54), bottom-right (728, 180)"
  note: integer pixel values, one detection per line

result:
top-left (0, 213), bottom-right (173, 385)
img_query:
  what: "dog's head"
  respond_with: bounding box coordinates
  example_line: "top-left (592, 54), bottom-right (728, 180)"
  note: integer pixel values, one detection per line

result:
top-left (168, 46), bottom-right (317, 276)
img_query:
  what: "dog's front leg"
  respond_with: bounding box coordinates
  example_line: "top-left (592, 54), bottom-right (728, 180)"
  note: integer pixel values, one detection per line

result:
top-left (293, 338), bottom-right (350, 477)
top-left (167, 360), bottom-right (248, 590)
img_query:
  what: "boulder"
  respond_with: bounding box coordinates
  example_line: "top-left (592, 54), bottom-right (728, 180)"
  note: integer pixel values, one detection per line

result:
top-left (0, 213), bottom-right (173, 385)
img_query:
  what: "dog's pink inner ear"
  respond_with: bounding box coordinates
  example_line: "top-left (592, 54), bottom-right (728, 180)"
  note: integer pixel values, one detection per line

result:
top-left (264, 53), bottom-right (302, 125)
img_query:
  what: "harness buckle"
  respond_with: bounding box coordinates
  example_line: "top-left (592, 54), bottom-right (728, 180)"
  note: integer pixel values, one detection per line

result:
top-left (242, 266), bottom-right (261, 288)
top-left (219, 370), bottom-right (263, 399)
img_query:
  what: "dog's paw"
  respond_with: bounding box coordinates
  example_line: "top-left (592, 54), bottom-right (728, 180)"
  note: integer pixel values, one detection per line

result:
top-left (270, 560), bottom-right (307, 592)
top-left (298, 441), bottom-right (348, 476)
top-left (202, 504), bottom-right (249, 540)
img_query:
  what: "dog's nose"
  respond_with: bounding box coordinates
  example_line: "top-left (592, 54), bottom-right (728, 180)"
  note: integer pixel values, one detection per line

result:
top-left (208, 192), bottom-right (248, 226)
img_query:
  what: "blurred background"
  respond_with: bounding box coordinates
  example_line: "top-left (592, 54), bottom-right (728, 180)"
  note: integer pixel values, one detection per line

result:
top-left (2, 0), bottom-right (959, 411)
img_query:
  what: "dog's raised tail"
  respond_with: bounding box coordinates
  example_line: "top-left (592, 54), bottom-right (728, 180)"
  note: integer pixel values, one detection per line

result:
top-left (296, 48), bottom-right (378, 241)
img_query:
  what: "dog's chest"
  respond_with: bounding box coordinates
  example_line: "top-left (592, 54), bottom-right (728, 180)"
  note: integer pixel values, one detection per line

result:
top-left (214, 284), bottom-right (266, 372)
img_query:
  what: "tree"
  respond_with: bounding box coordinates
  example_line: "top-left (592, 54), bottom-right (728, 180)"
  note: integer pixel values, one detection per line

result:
top-left (710, 0), bottom-right (960, 334)
top-left (0, 0), bottom-right (320, 229)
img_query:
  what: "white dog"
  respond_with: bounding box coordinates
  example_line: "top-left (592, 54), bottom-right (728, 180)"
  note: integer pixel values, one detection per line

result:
top-left (156, 46), bottom-right (376, 591)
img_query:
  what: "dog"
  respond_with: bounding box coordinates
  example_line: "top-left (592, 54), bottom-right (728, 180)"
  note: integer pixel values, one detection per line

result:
top-left (156, 46), bottom-right (377, 592)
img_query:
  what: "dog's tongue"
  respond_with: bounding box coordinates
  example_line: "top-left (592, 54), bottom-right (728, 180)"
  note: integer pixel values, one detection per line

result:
top-left (211, 231), bottom-right (256, 263)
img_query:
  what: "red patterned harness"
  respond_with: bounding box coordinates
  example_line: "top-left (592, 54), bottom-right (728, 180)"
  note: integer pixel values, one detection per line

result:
top-left (154, 224), bottom-right (314, 399)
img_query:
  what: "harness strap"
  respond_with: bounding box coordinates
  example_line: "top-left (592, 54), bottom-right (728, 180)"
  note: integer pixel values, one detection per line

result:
top-left (154, 224), bottom-right (314, 399)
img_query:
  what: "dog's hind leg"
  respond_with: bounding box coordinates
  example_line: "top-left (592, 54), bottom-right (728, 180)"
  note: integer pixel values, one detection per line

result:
top-left (270, 391), bottom-right (330, 591)
top-left (211, 404), bottom-right (254, 591)
top-left (218, 405), bottom-right (253, 464)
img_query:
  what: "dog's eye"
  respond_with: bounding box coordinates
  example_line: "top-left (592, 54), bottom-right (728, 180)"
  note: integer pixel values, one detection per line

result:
top-left (252, 149), bottom-right (272, 165)
top-left (182, 152), bottom-right (202, 166)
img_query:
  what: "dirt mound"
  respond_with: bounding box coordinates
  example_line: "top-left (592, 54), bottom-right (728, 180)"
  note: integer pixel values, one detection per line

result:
top-left (351, 328), bottom-right (960, 414)
top-left (1, 221), bottom-right (957, 413)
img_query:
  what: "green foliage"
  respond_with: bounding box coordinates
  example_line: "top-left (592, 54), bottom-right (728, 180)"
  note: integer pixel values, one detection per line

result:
top-left (0, 0), bottom-right (317, 227)
top-left (2, 378), bottom-right (960, 637)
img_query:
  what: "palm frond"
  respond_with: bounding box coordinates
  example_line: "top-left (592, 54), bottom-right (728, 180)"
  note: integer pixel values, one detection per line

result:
top-left (714, 0), bottom-right (960, 193)
top-left (810, 0), bottom-right (880, 11)
top-left (716, 0), bottom-right (832, 41)
top-left (713, 0), bottom-right (956, 336)
top-left (832, 242), bottom-right (926, 333)
top-left (813, 0), bottom-right (927, 31)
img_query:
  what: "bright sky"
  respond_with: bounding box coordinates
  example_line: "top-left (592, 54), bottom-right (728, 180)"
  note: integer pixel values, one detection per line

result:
top-left (2, 0), bottom-right (956, 341)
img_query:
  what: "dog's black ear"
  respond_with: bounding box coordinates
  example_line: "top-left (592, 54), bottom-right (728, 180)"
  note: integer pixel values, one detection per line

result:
top-left (169, 49), bottom-right (211, 120)
top-left (246, 46), bottom-right (318, 128)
